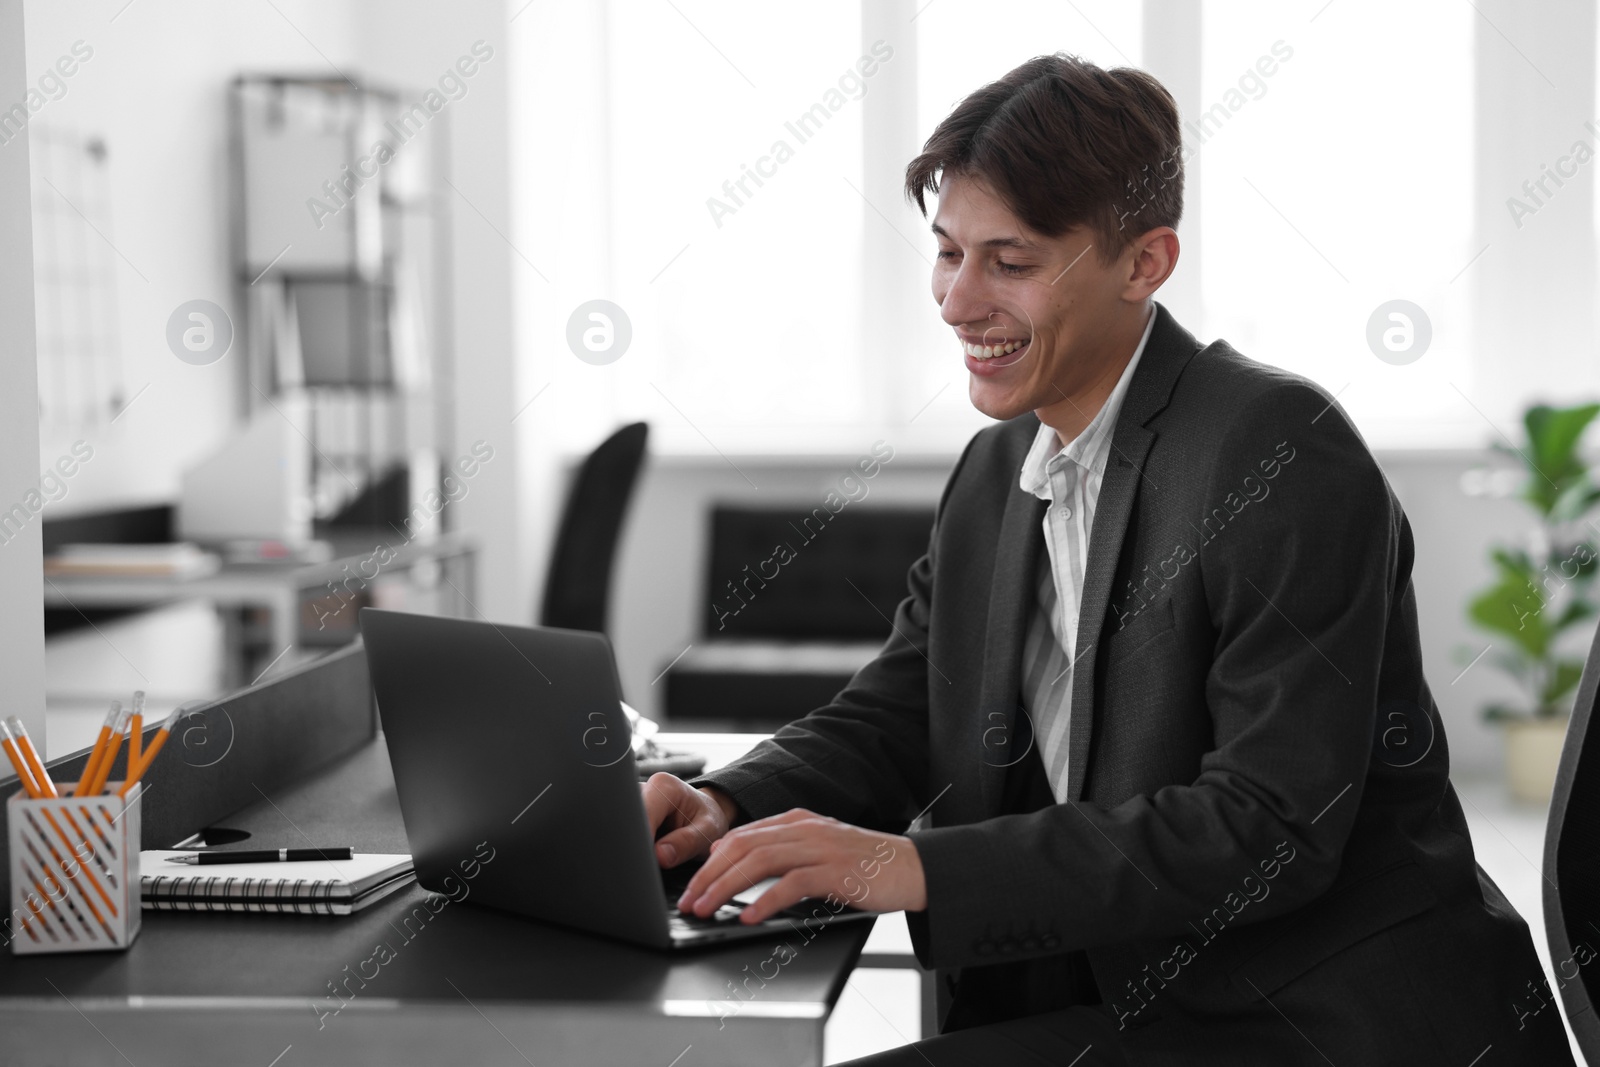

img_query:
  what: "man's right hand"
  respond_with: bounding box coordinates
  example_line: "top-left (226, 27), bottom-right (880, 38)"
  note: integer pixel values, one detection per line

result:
top-left (641, 773), bottom-right (740, 868)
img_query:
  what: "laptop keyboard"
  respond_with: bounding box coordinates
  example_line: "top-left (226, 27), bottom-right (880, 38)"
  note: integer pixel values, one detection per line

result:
top-left (664, 881), bottom-right (745, 928)
top-left (667, 903), bottom-right (746, 933)
top-left (661, 869), bottom-right (812, 936)
top-left (659, 869), bottom-right (869, 941)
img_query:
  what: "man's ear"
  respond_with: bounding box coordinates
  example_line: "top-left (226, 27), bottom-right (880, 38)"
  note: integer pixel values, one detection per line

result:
top-left (1124, 226), bottom-right (1179, 299)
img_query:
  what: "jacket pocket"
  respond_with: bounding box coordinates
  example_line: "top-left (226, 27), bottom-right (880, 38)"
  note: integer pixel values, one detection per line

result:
top-left (1228, 861), bottom-right (1439, 998)
top-left (1108, 596), bottom-right (1175, 658)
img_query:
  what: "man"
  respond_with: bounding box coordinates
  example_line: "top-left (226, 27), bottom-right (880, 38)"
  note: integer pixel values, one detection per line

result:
top-left (644, 53), bottom-right (1575, 1065)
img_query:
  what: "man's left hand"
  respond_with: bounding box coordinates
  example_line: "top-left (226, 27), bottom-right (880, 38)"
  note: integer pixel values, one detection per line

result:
top-left (676, 808), bottom-right (927, 924)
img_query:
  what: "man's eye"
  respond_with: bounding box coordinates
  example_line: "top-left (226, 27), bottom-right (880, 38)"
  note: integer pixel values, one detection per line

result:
top-left (998, 261), bottom-right (1027, 275)
top-left (936, 249), bottom-right (959, 261)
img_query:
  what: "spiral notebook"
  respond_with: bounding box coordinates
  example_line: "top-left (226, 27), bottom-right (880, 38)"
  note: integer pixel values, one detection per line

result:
top-left (139, 851), bottom-right (415, 915)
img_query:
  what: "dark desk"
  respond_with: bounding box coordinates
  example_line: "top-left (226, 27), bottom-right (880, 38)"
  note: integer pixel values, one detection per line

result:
top-left (0, 739), bottom-right (873, 1066)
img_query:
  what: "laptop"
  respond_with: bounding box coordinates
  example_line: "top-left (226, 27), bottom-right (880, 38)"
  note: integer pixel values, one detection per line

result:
top-left (359, 608), bottom-right (869, 949)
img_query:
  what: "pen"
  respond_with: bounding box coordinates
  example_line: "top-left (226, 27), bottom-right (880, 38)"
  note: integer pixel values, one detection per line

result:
top-left (166, 847), bottom-right (355, 865)
top-left (5, 716), bottom-right (57, 798)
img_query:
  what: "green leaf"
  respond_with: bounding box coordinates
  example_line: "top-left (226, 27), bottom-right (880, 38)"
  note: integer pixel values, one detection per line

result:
top-left (1526, 403), bottom-right (1600, 470)
top-left (1471, 401), bottom-right (1600, 724)
top-left (1543, 659), bottom-right (1589, 707)
top-left (1489, 546), bottom-right (1535, 580)
top-left (1467, 575), bottom-right (1548, 658)
top-left (1523, 403), bottom-right (1600, 514)
top-left (1549, 542), bottom-right (1600, 584)
top-left (1544, 661), bottom-right (1586, 705)
top-left (1551, 598), bottom-right (1598, 634)
top-left (1551, 479), bottom-right (1600, 523)
top-left (1483, 703), bottom-right (1528, 722)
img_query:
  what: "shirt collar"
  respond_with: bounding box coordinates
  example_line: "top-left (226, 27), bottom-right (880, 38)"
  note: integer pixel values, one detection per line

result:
top-left (1019, 303), bottom-right (1158, 500)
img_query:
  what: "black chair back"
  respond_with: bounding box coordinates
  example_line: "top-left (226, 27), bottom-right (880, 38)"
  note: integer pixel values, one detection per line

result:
top-left (538, 422), bottom-right (649, 635)
top-left (1544, 619), bottom-right (1600, 1060)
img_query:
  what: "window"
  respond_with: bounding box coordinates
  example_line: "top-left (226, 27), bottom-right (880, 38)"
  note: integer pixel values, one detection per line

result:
top-left (518, 0), bottom-right (1529, 455)
top-left (540, 0), bottom-right (871, 455)
top-left (1198, 0), bottom-right (1477, 448)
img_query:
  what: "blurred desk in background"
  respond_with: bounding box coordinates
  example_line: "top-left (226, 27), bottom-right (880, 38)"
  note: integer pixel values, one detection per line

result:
top-left (42, 531), bottom-right (477, 689)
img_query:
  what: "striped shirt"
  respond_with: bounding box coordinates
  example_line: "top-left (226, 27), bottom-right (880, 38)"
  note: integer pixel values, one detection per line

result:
top-left (1019, 306), bottom-right (1156, 802)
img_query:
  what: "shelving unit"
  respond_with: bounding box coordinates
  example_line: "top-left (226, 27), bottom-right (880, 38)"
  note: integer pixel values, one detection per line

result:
top-left (229, 74), bottom-right (449, 534)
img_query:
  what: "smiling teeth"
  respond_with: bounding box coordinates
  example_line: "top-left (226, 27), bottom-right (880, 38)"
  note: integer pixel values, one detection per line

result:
top-left (964, 339), bottom-right (1029, 360)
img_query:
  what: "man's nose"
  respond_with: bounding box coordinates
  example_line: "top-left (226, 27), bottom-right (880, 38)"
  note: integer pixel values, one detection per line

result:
top-left (939, 263), bottom-right (989, 328)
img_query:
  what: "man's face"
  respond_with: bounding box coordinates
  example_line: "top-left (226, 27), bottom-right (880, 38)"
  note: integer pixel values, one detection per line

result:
top-left (931, 172), bottom-right (1133, 422)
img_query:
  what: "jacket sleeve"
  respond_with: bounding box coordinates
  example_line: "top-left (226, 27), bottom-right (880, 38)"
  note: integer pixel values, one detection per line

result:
top-left (907, 382), bottom-right (1399, 969)
top-left (687, 436), bottom-right (982, 833)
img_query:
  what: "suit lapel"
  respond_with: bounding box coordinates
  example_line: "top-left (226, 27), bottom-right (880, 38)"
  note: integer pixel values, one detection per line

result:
top-left (1062, 302), bottom-right (1201, 803)
top-left (976, 475), bottom-right (1046, 821)
top-left (1064, 425), bottom-right (1155, 801)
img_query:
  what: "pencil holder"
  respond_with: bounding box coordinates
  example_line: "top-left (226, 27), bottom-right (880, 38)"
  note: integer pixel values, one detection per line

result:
top-left (7, 783), bottom-right (142, 954)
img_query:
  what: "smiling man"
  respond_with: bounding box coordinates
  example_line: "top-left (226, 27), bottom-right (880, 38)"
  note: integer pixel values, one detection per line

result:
top-left (642, 53), bottom-right (1574, 1065)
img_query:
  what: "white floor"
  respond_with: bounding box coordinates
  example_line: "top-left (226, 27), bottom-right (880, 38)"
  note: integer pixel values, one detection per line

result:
top-left (824, 915), bottom-right (922, 1063)
top-left (821, 775), bottom-right (1586, 1064)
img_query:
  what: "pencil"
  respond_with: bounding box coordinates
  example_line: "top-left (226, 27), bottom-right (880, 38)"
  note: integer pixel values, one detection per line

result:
top-left (86, 707), bottom-right (131, 797)
top-left (118, 707), bottom-right (176, 799)
top-left (0, 719), bottom-right (41, 798)
top-left (73, 702), bottom-right (120, 797)
top-left (5, 716), bottom-right (57, 799)
top-left (127, 690), bottom-right (145, 768)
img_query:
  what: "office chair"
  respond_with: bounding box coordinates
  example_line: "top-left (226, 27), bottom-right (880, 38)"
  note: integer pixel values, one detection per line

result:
top-left (1543, 618), bottom-right (1600, 1060)
top-left (659, 505), bottom-right (936, 729)
top-left (537, 422), bottom-right (649, 636)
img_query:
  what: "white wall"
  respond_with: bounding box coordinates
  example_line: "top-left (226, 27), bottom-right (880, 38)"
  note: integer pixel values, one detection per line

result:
top-left (22, 0), bottom-right (359, 516)
top-left (1471, 0), bottom-right (1598, 432)
top-left (20, 0), bottom-right (530, 625)
top-left (505, 0), bottom-right (620, 627)
top-left (350, 0), bottom-right (526, 623)
top-left (0, 0), bottom-right (46, 744)
top-left (1141, 0), bottom-right (1201, 329)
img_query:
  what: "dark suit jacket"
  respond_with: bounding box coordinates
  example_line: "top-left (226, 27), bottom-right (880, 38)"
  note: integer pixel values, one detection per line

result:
top-left (695, 303), bottom-right (1575, 1064)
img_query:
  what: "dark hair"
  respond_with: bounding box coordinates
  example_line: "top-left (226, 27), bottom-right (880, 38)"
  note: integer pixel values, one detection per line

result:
top-left (905, 53), bottom-right (1183, 266)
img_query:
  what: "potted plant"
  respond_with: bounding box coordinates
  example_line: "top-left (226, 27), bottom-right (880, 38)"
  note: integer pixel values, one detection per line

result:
top-left (1463, 402), bottom-right (1600, 804)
